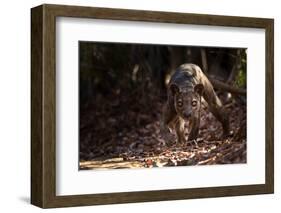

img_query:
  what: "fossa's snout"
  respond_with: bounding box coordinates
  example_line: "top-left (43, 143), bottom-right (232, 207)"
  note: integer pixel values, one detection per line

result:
top-left (182, 111), bottom-right (192, 120)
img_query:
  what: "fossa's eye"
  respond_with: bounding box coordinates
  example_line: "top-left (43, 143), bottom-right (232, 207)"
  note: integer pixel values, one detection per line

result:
top-left (177, 99), bottom-right (183, 107)
top-left (192, 100), bottom-right (197, 107)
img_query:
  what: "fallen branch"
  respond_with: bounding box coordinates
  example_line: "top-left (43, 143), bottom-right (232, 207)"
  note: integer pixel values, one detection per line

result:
top-left (210, 78), bottom-right (246, 95)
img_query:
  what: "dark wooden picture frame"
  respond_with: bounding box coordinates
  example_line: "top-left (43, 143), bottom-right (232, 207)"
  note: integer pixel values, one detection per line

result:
top-left (31, 4), bottom-right (274, 208)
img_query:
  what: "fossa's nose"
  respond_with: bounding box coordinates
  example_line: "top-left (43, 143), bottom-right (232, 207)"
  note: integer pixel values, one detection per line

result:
top-left (183, 111), bottom-right (191, 119)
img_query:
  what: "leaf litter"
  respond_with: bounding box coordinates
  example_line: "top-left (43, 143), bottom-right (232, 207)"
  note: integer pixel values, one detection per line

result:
top-left (79, 92), bottom-right (246, 170)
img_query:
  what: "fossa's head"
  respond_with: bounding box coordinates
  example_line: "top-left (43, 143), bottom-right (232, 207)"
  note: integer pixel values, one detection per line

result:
top-left (170, 84), bottom-right (204, 120)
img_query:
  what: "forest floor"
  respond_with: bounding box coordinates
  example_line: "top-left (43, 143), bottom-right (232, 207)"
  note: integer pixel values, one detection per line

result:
top-left (79, 92), bottom-right (246, 170)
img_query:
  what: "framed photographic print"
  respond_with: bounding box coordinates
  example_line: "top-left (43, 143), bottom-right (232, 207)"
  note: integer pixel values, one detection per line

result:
top-left (31, 4), bottom-right (274, 208)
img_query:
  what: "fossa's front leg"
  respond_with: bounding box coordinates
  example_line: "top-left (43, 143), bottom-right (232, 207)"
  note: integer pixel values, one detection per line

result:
top-left (187, 116), bottom-right (200, 141)
top-left (175, 117), bottom-right (186, 143)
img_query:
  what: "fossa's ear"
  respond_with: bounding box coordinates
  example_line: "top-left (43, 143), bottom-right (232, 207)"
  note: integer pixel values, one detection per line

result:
top-left (194, 83), bottom-right (204, 95)
top-left (170, 84), bottom-right (180, 95)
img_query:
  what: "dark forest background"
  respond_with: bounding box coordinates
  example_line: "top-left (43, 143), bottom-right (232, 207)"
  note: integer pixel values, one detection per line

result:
top-left (79, 42), bottom-right (247, 169)
top-left (79, 42), bottom-right (246, 105)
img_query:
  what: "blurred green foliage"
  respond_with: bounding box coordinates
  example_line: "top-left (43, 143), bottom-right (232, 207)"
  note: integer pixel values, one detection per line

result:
top-left (235, 50), bottom-right (247, 88)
